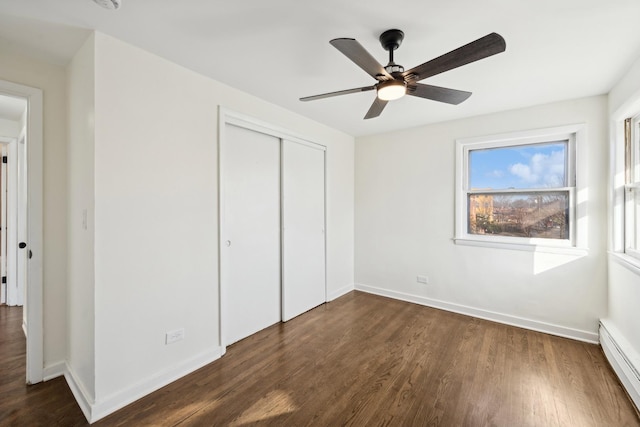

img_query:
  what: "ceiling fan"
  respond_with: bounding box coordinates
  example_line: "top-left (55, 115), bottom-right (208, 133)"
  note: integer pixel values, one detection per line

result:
top-left (300, 29), bottom-right (506, 119)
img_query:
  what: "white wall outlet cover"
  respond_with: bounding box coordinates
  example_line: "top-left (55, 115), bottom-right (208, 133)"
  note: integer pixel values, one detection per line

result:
top-left (165, 328), bottom-right (185, 345)
top-left (93, 0), bottom-right (121, 10)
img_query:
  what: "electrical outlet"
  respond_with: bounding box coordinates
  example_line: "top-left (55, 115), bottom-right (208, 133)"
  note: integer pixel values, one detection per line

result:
top-left (165, 328), bottom-right (185, 345)
top-left (417, 275), bottom-right (429, 284)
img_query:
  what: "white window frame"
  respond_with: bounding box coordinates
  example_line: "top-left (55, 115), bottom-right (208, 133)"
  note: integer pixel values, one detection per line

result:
top-left (611, 94), bottom-right (640, 273)
top-left (624, 116), bottom-right (640, 260)
top-left (455, 124), bottom-right (587, 254)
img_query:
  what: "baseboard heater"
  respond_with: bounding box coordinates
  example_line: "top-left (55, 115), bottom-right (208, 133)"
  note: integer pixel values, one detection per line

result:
top-left (599, 321), bottom-right (640, 411)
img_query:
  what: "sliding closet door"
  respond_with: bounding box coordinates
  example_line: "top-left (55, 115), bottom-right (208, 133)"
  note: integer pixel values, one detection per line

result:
top-left (282, 140), bottom-right (326, 321)
top-left (221, 124), bottom-right (281, 345)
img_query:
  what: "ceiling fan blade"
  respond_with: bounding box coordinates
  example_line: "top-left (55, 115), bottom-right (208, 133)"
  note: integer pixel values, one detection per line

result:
top-left (403, 33), bottom-right (506, 82)
top-left (330, 38), bottom-right (392, 80)
top-left (408, 83), bottom-right (472, 105)
top-left (300, 85), bottom-right (375, 102)
top-left (364, 97), bottom-right (388, 119)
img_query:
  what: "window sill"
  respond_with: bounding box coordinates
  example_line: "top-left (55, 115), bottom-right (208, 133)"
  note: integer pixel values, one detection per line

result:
top-left (610, 252), bottom-right (640, 275)
top-left (453, 238), bottom-right (589, 256)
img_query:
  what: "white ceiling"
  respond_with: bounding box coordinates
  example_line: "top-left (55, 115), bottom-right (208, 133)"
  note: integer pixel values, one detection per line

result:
top-left (1, 0), bottom-right (640, 136)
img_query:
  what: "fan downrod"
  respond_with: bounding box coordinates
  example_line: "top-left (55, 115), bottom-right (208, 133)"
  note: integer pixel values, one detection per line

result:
top-left (379, 29), bottom-right (405, 72)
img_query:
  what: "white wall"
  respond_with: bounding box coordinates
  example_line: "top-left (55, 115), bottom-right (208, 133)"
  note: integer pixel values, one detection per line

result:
top-left (0, 117), bottom-right (20, 137)
top-left (0, 46), bottom-right (68, 370)
top-left (604, 53), bottom-right (640, 381)
top-left (85, 32), bottom-right (353, 418)
top-left (355, 96), bottom-right (608, 340)
top-left (67, 34), bottom-right (96, 401)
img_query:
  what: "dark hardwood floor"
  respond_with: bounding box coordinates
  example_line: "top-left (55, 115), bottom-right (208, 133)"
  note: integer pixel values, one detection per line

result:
top-left (0, 305), bottom-right (86, 426)
top-left (2, 292), bottom-right (639, 426)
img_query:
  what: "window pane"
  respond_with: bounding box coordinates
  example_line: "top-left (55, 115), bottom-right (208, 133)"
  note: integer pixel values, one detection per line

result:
top-left (635, 190), bottom-right (640, 250)
top-left (468, 192), bottom-right (569, 239)
top-left (469, 141), bottom-right (567, 190)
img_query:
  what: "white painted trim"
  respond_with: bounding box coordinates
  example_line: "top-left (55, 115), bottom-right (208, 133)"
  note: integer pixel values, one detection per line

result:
top-left (42, 361), bottom-right (66, 381)
top-left (453, 238), bottom-right (588, 255)
top-left (90, 346), bottom-right (223, 423)
top-left (355, 283), bottom-right (599, 343)
top-left (63, 346), bottom-right (223, 423)
top-left (610, 118), bottom-right (627, 253)
top-left (600, 320), bottom-right (640, 411)
top-left (219, 107), bottom-right (326, 151)
top-left (327, 283), bottom-right (354, 301)
top-left (64, 362), bottom-right (94, 423)
top-left (610, 251), bottom-right (640, 275)
top-left (25, 85), bottom-right (43, 385)
top-left (0, 80), bottom-right (44, 385)
top-left (217, 110), bottom-right (226, 351)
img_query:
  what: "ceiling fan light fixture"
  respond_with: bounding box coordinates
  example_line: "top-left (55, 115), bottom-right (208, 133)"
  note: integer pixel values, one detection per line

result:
top-left (377, 80), bottom-right (406, 101)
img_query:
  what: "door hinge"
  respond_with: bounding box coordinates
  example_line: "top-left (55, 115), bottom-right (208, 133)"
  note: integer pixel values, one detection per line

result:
top-left (2, 156), bottom-right (6, 163)
top-left (1, 276), bottom-right (5, 284)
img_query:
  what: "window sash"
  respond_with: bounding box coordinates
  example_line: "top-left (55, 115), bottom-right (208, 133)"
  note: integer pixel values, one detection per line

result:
top-left (624, 116), bottom-right (640, 259)
top-left (625, 184), bottom-right (640, 257)
top-left (467, 187), bottom-right (574, 195)
top-left (468, 140), bottom-right (570, 190)
top-left (465, 187), bottom-right (575, 242)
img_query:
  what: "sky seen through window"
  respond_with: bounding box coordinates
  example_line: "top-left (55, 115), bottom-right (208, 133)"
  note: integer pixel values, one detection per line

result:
top-left (469, 141), bottom-right (567, 190)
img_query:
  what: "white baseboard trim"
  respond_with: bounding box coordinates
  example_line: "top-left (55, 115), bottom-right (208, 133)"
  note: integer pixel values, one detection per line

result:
top-left (61, 347), bottom-right (223, 423)
top-left (600, 320), bottom-right (640, 411)
top-left (327, 283), bottom-right (354, 302)
top-left (89, 346), bottom-right (224, 423)
top-left (355, 283), bottom-right (599, 343)
top-left (64, 362), bottom-right (94, 423)
top-left (42, 361), bottom-right (65, 381)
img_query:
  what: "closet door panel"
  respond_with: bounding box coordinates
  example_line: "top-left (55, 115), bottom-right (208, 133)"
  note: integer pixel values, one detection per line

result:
top-left (222, 124), bottom-right (281, 345)
top-left (282, 140), bottom-right (326, 321)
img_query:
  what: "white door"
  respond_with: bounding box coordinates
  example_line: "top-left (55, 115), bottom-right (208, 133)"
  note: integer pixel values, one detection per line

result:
top-left (221, 124), bottom-right (281, 345)
top-left (0, 144), bottom-right (5, 304)
top-left (282, 140), bottom-right (326, 321)
top-left (2, 137), bottom-right (19, 307)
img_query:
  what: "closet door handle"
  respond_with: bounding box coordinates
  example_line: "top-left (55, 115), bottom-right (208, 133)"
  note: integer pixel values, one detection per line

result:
top-left (19, 242), bottom-right (27, 249)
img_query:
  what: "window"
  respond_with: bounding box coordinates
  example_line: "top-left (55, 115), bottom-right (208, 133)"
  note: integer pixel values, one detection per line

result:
top-left (625, 116), bottom-right (640, 260)
top-left (456, 125), bottom-right (584, 252)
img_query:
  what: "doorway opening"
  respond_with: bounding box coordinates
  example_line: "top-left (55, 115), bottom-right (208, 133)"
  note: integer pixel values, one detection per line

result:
top-left (0, 81), bottom-right (44, 385)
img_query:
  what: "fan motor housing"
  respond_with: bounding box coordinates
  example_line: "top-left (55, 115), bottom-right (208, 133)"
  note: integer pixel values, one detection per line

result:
top-left (379, 29), bottom-right (405, 51)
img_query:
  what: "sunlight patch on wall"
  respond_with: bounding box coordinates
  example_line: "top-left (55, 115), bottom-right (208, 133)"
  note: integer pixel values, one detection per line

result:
top-left (533, 252), bottom-right (583, 275)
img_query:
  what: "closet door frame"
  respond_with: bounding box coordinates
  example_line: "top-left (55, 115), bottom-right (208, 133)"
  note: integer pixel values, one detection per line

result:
top-left (218, 108), bottom-right (327, 351)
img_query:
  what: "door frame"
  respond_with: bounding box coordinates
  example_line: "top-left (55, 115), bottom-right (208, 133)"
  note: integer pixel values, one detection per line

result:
top-left (218, 107), bottom-right (326, 351)
top-left (0, 80), bottom-right (44, 385)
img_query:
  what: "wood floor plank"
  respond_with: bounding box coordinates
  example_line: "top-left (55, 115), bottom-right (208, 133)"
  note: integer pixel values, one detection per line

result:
top-left (2, 292), bottom-right (640, 426)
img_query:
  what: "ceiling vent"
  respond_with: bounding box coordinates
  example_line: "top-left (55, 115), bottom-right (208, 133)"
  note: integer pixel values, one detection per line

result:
top-left (92, 0), bottom-right (121, 10)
